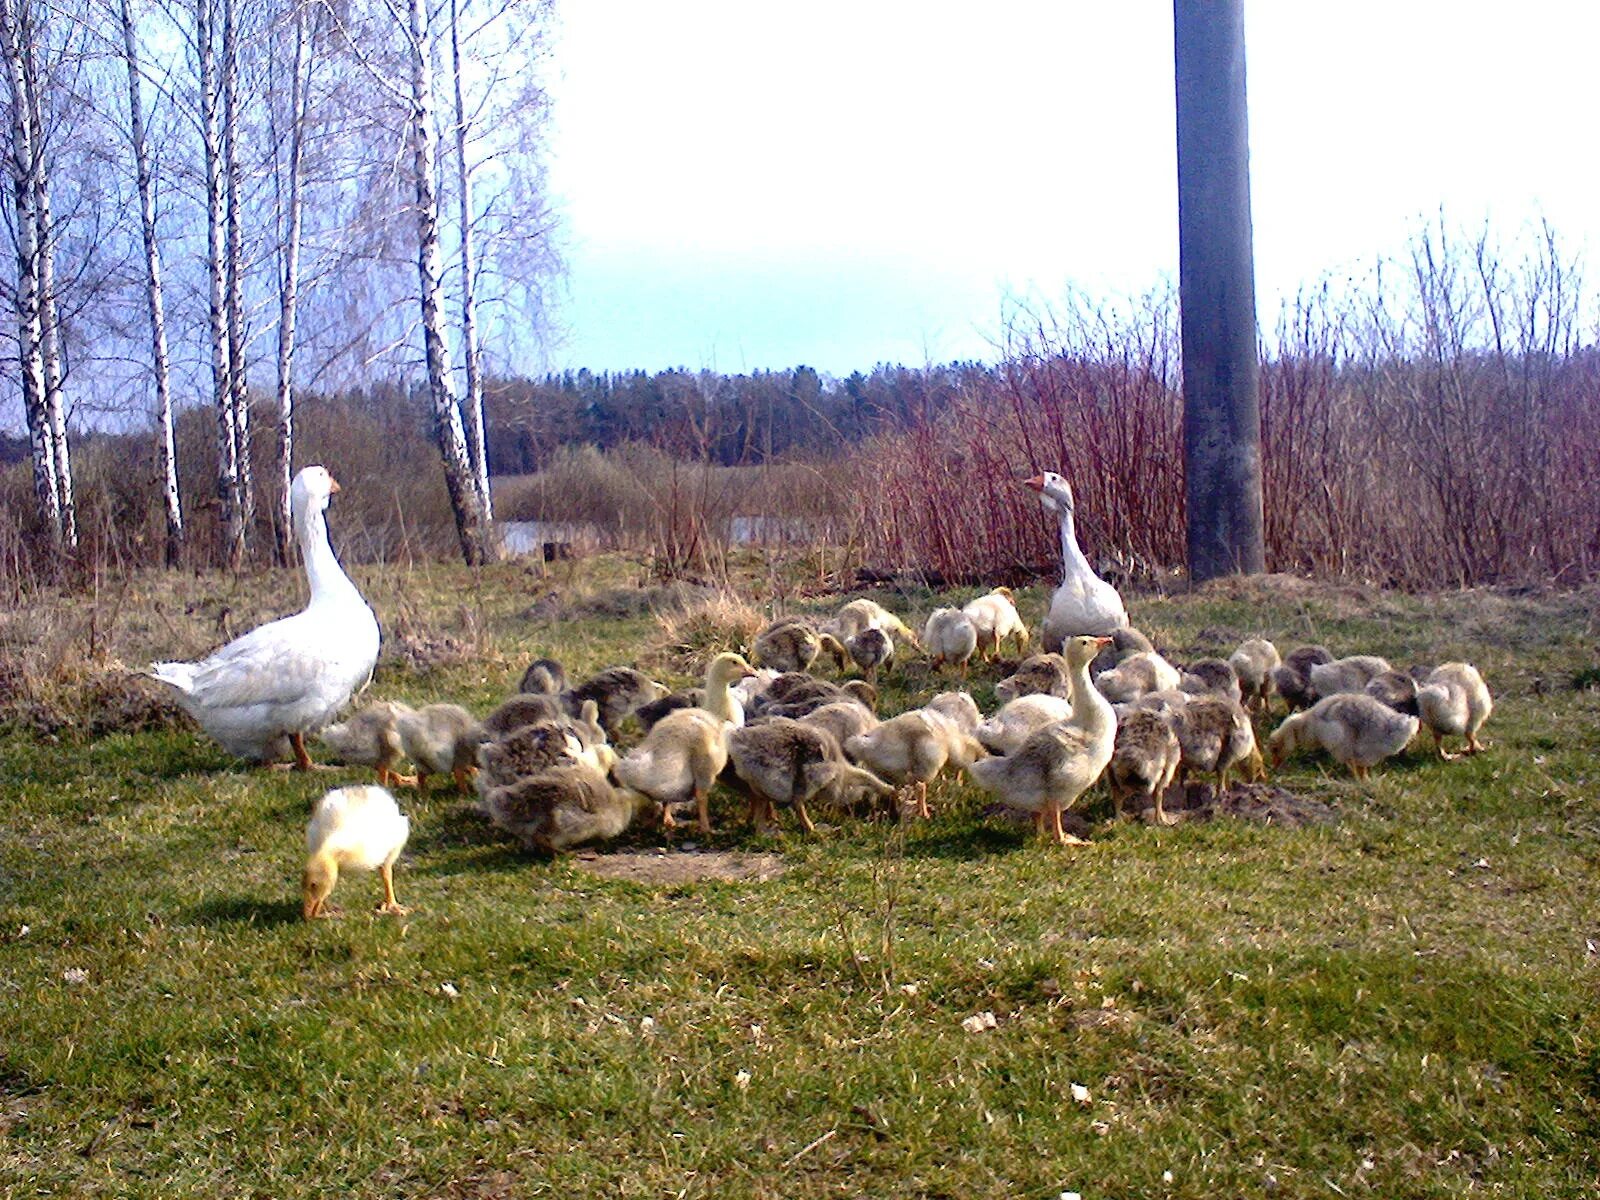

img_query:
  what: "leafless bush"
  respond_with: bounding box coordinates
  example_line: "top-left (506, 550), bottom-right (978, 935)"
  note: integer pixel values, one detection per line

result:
top-left (1259, 219), bottom-right (1600, 587)
top-left (855, 223), bottom-right (1600, 590)
top-left (858, 286), bottom-right (1183, 583)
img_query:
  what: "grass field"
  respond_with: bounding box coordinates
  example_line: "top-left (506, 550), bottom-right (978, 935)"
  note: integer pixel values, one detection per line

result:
top-left (2, 555), bottom-right (1598, 1198)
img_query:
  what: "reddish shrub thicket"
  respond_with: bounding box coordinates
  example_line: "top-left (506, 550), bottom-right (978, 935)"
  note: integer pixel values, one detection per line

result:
top-left (857, 291), bottom-right (1183, 584)
top-left (856, 226), bottom-right (1600, 591)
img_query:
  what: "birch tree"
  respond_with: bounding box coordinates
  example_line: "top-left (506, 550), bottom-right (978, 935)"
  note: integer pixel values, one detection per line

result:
top-left (447, 0), bottom-right (489, 523)
top-left (32, 104), bottom-right (74, 550)
top-left (119, 0), bottom-right (183, 565)
top-left (437, 0), bottom-right (556, 546)
top-left (194, 0), bottom-right (245, 566)
top-left (1, 0), bottom-right (75, 552)
top-left (403, 0), bottom-right (491, 564)
top-left (282, 0), bottom-right (554, 565)
top-left (221, 0), bottom-right (252, 545)
top-left (269, 0), bottom-right (312, 565)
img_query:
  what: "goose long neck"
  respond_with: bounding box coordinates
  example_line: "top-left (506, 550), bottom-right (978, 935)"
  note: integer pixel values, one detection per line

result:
top-left (1068, 654), bottom-right (1115, 739)
top-left (703, 670), bottom-right (742, 725)
top-left (299, 504), bottom-right (362, 607)
top-left (1058, 507), bottom-right (1093, 581)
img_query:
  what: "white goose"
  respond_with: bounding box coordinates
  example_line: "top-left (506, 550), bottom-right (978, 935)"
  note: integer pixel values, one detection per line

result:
top-left (151, 466), bottom-right (380, 768)
top-left (1025, 471), bottom-right (1128, 650)
top-left (966, 635), bottom-right (1119, 844)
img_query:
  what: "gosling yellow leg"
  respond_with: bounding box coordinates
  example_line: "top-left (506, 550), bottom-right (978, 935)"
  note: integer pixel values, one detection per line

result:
top-left (375, 862), bottom-right (409, 916)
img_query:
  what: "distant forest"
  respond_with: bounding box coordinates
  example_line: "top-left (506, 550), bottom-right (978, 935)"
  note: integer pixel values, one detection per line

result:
top-left (0, 359), bottom-right (982, 477)
top-left (480, 361), bottom-right (995, 474)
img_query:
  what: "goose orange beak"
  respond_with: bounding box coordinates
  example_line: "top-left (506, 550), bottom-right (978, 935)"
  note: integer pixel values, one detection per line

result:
top-left (329, 478), bottom-right (342, 494)
top-left (1022, 475), bottom-right (1045, 491)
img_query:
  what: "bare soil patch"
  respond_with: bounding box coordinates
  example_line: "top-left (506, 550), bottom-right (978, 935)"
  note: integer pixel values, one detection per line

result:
top-left (571, 848), bottom-right (788, 885)
top-left (1162, 780), bottom-right (1338, 828)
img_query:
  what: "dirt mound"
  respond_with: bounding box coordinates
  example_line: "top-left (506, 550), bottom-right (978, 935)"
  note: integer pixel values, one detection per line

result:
top-left (571, 848), bottom-right (788, 885)
top-left (1163, 780), bottom-right (1337, 828)
top-left (0, 657), bottom-right (188, 738)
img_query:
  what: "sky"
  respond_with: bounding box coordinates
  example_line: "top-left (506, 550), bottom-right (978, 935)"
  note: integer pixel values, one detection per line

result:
top-left (539, 0), bottom-right (1600, 377)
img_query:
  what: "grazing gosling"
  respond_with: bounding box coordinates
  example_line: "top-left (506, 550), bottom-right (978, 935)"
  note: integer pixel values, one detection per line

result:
top-left (845, 701), bottom-right (985, 821)
top-left (302, 785), bottom-right (410, 920)
top-left (1268, 693), bottom-right (1418, 781)
top-left (1228, 638), bottom-right (1281, 713)
top-left (1089, 626), bottom-right (1157, 676)
top-left (1094, 651), bottom-right (1181, 703)
top-left (1272, 645), bottom-right (1334, 712)
top-left (752, 618), bottom-right (846, 674)
top-left (923, 608), bottom-right (980, 677)
top-left (481, 761), bottom-right (652, 854)
top-left (1308, 655), bottom-right (1392, 701)
top-left (975, 693), bottom-right (1074, 756)
top-left (800, 699), bottom-right (880, 748)
top-left (1365, 669), bottom-right (1421, 716)
top-left (318, 700), bottom-right (413, 788)
top-left (962, 588), bottom-right (1029, 661)
top-left (1179, 658), bottom-right (1243, 705)
top-left (482, 692), bottom-right (566, 739)
top-left (395, 703), bottom-right (485, 793)
top-left (518, 657), bottom-right (568, 697)
top-left (1415, 662), bottom-right (1492, 759)
top-left (846, 627), bottom-right (895, 683)
top-left (563, 666), bottom-right (670, 739)
top-left (726, 718), bottom-right (893, 834)
top-left (1108, 708), bottom-right (1183, 825)
top-left (635, 689), bottom-right (702, 732)
top-left (1170, 695), bottom-right (1261, 795)
top-left (832, 598), bottom-right (921, 649)
top-left (995, 653), bottom-right (1072, 703)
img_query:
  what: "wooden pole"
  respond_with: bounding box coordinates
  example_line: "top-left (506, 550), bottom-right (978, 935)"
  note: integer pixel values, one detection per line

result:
top-left (1174, 0), bottom-right (1265, 580)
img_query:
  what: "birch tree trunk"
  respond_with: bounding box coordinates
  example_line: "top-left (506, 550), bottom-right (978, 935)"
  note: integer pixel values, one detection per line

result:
top-left (196, 0), bottom-right (243, 567)
top-left (405, 0), bottom-right (490, 566)
top-left (1, 0), bottom-right (64, 548)
top-left (272, 0), bottom-right (309, 566)
top-left (32, 141), bottom-right (74, 551)
top-left (221, 0), bottom-right (252, 548)
top-left (120, 0), bottom-right (182, 566)
top-left (448, 0), bottom-right (493, 532)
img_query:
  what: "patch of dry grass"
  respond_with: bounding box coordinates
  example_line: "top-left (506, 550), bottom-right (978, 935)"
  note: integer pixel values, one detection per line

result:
top-left (642, 588), bottom-right (768, 674)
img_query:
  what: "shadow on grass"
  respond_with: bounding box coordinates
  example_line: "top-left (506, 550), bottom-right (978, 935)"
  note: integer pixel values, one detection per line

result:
top-left (410, 803), bottom-right (509, 853)
top-left (900, 821), bottom-right (1030, 861)
top-left (187, 895), bottom-right (301, 928)
top-left (412, 842), bottom-right (536, 877)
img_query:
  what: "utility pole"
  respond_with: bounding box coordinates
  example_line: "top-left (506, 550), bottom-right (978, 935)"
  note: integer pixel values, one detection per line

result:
top-left (1174, 0), bottom-right (1264, 580)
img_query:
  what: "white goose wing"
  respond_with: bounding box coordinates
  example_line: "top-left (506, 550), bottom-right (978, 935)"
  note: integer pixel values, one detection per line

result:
top-left (155, 607), bottom-right (376, 710)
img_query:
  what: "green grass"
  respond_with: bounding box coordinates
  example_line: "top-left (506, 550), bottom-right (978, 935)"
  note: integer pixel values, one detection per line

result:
top-left (2, 559), bottom-right (1599, 1197)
